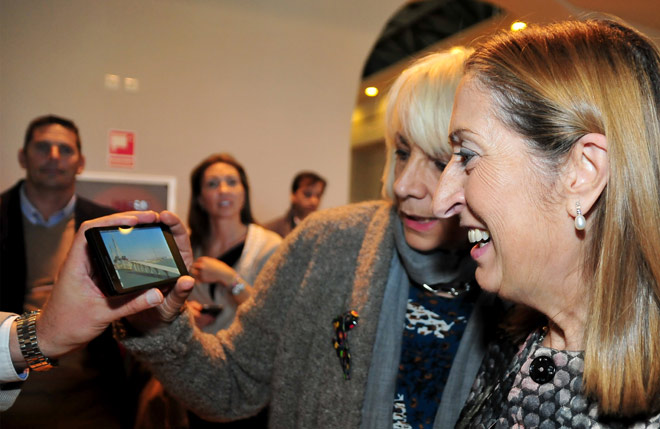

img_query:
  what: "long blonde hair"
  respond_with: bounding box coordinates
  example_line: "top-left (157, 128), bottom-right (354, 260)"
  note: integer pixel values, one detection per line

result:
top-left (381, 47), bottom-right (472, 199)
top-left (466, 19), bottom-right (660, 416)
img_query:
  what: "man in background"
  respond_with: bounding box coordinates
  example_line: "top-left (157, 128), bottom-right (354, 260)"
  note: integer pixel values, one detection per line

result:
top-left (265, 171), bottom-right (326, 237)
top-left (0, 115), bottom-right (134, 427)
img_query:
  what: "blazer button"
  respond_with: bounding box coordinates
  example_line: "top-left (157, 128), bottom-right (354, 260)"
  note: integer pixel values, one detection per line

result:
top-left (529, 356), bottom-right (556, 384)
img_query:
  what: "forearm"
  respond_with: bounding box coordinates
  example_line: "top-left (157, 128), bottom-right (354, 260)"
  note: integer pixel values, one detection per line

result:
top-left (120, 308), bottom-right (273, 420)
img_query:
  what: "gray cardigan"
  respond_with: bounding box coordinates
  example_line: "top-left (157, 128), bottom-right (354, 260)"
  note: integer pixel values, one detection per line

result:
top-left (121, 201), bottom-right (495, 428)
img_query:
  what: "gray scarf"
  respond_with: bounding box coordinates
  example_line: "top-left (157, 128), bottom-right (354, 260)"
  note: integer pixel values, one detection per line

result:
top-left (360, 218), bottom-right (475, 429)
top-left (392, 218), bottom-right (474, 289)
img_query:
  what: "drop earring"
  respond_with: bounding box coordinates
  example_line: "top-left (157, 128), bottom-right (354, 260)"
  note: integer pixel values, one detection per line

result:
top-left (574, 201), bottom-right (586, 231)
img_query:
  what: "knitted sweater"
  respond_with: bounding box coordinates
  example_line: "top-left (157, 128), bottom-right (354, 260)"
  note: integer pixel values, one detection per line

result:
top-left (121, 201), bottom-right (495, 428)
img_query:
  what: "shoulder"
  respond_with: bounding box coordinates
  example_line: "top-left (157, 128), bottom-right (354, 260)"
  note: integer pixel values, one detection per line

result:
top-left (1, 182), bottom-right (24, 226)
top-left (247, 224), bottom-right (283, 249)
top-left (263, 212), bottom-right (290, 237)
top-left (0, 181), bottom-right (23, 204)
top-left (263, 215), bottom-right (285, 228)
top-left (299, 200), bottom-right (394, 232)
top-left (280, 200), bottom-right (396, 256)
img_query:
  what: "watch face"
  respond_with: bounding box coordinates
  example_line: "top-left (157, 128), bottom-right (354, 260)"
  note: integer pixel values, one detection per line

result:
top-left (231, 282), bottom-right (246, 295)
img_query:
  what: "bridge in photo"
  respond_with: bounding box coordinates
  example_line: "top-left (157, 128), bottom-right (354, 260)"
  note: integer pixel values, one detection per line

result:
top-left (110, 237), bottom-right (178, 279)
top-left (115, 260), bottom-right (179, 278)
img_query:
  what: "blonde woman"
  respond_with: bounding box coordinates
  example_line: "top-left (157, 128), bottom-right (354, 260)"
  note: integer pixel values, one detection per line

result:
top-left (122, 48), bottom-right (498, 428)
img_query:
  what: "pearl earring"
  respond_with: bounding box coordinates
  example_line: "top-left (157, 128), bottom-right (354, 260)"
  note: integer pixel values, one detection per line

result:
top-left (574, 201), bottom-right (586, 231)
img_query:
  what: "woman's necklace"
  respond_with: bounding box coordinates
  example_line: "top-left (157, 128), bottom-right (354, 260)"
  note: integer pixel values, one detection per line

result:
top-left (419, 279), bottom-right (472, 297)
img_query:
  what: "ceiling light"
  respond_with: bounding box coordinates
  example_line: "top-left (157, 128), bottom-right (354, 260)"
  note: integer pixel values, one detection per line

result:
top-left (365, 86), bottom-right (379, 97)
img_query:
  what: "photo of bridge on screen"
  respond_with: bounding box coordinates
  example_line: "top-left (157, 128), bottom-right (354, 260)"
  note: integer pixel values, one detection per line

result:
top-left (99, 226), bottom-right (181, 289)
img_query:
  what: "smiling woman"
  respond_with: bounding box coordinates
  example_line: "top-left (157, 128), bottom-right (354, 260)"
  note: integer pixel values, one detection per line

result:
top-left (434, 19), bottom-right (660, 427)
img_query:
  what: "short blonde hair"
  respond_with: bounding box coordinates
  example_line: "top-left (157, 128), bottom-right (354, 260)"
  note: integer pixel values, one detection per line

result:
top-left (381, 48), bottom-right (472, 200)
top-left (467, 19), bottom-right (660, 416)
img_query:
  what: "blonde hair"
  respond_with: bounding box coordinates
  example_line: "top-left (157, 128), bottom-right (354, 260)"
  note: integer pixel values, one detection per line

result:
top-left (381, 47), bottom-right (472, 200)
top-left (466, 19), bottom-right (660, 416)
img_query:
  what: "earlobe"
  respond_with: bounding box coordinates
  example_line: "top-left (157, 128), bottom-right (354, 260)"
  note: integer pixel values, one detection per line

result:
top-left (18, 149), bottom-right (26, 169)
top-left (77, 155), bottom-right (86, 175)
top-left (563, 133), bottom-right (609, 217)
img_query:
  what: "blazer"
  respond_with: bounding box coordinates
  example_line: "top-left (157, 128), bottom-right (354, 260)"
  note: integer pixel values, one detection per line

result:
top-left (0, 180), bottom-right (115, 313)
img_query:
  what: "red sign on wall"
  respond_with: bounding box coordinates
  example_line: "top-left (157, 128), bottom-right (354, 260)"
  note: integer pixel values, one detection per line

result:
top-left (108, 130), bottom-right (135, 168)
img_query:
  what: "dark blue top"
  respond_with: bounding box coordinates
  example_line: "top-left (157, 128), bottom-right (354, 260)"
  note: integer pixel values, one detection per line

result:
top-left (393, 284), bottom-right (475, 428)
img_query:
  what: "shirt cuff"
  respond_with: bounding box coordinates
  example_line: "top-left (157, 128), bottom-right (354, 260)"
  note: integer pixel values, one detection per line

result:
top-left (0, 315), bottom-right (29, 382)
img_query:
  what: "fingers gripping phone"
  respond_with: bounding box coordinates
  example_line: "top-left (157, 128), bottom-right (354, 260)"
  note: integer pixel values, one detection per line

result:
top-left (85, 223), bottom-right (188, 296)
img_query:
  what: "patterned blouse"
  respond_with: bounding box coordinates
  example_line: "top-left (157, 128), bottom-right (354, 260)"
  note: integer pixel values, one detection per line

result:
top-left (457, 328), bottom-right (660, 428)
top-left (393, 284), bottom-right (476, 428)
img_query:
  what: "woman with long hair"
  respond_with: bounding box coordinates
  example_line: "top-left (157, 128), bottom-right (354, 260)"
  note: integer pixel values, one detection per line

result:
top-left (434, 19), bottom-right (660, 427)
top-left (186, 153), bottom-right (281, 333)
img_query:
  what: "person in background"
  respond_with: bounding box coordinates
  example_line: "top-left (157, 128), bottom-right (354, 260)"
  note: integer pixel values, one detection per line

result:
top-left (433, 19), bottom-right (660, 427)
top-left (0, 114), bottom-right (136, 428)
top-left (265, 171), bottom-right (326, 237)
top-left (119, 48), bottom-right (501, 428)
top-left (136, 153), bottom-right (281, 428)
top-left (187, 153), bottom-right (282, 334)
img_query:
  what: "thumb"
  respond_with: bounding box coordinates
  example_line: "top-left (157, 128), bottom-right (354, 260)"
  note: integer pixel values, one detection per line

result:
top-left (159, 276), bottom-right (195, 322)
top-left (110, 288), bottom-right (165, 320)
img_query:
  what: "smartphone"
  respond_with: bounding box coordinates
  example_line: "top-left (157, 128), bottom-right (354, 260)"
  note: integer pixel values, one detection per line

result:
top-left (85, 223), bottom-right (188, 296)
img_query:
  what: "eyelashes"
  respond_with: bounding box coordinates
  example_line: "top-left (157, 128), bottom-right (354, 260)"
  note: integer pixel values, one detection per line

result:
top-left (433, 159), bottom-right (447, 171)
top-left (394, 148), bottom-right (409, 161)
top-left (453, 148), bottom-right (477, 166)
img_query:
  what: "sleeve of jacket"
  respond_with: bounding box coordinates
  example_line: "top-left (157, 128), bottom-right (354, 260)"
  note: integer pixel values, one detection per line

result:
top-left (0, 312), bottom-right (24, 412)
top-left (119, 213), bottom-right (328, 421)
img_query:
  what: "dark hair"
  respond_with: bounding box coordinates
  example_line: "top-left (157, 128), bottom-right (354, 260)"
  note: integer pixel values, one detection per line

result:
top-left (291, 171), bottom-right (326, 194)
top-left (24, 114), bottom-right (81, 151)
top-left (188, 153), bottom-right (254, 249)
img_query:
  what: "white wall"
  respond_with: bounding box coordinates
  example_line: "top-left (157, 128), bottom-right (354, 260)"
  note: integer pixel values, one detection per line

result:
top-left (0, 0), bottom-right (403, 223)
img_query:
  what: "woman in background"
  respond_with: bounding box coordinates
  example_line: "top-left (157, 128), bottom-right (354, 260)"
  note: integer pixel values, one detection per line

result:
top-left (187, 153), bottom-right (281, 333)
top-left (434, 19), bottom-right (660, 427)
top-left (136, 154), bottom-right (280, 429)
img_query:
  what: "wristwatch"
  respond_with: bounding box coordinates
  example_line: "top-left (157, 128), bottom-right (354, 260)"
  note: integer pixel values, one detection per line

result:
top-left (231, 276), bottom-right (246, 296)
top-left (16, 310), bottom-right (58, 371)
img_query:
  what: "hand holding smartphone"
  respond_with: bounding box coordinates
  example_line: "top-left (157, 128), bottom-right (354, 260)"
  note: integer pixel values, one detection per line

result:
top-left (85, 223), bottom-right (189, 296)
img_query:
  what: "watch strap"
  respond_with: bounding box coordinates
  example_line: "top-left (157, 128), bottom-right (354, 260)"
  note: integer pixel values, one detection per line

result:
top-left (16, 310), bottom-right (58, 371)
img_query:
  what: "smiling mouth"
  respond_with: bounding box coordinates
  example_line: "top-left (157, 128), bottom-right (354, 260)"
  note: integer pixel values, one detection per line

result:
top-left (219, 201), bottom-right (231, 207)
top-left (468, 228), bottom-right (491, 247)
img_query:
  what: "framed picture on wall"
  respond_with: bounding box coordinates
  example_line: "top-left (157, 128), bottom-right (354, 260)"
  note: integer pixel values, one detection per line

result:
top-left (76, 171), bottom-right (177, 213)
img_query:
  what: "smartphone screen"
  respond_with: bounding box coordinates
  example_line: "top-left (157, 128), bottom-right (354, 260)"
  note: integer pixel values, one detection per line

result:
top-left (86, 223), bottom-right (188, 295)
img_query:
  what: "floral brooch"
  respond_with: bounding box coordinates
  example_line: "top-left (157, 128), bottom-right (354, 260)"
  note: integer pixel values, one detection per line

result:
top-left (332, 310), bottom-right (359, 380)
